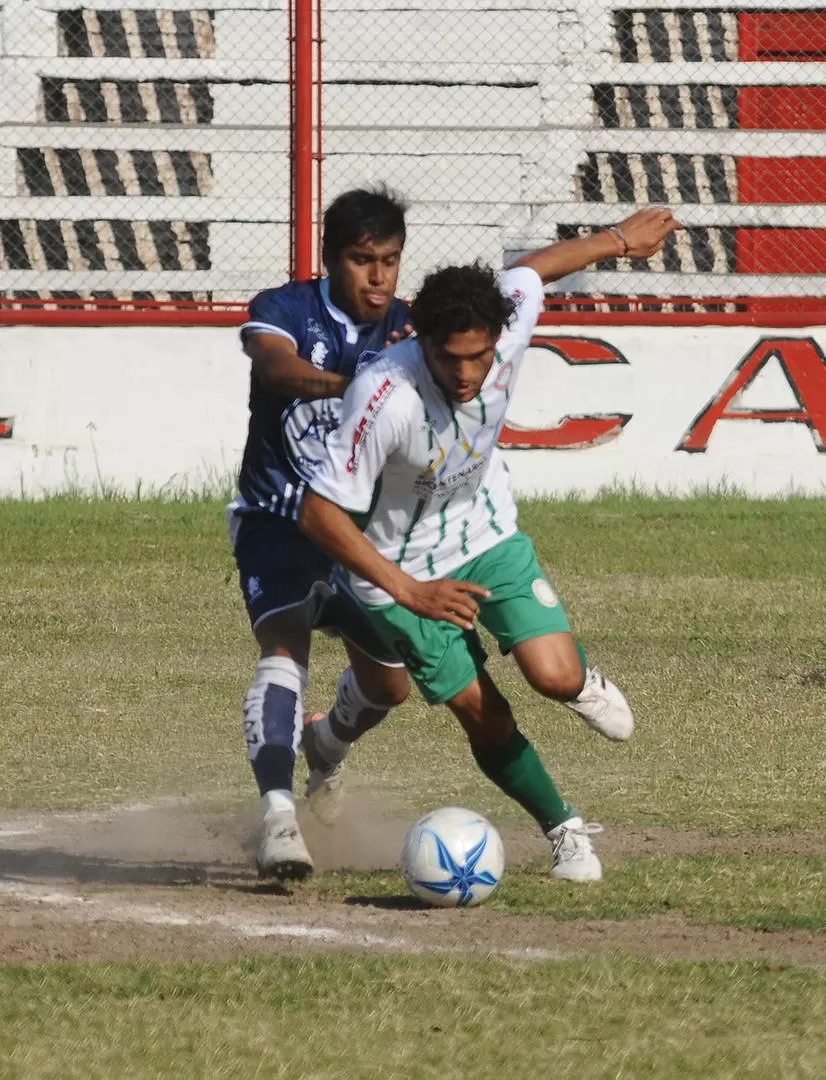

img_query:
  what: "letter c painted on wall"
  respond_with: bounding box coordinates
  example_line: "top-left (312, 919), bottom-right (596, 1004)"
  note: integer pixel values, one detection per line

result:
top-left (498, 336), bottom-right (632, 450)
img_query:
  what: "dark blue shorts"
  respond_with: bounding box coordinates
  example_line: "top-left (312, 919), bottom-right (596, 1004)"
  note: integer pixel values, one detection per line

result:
top-left (229, 509), bottom-right (401, 666)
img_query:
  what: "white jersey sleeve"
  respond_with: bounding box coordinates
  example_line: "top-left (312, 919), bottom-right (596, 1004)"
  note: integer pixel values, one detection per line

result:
top-left (308, 363), bottom-right (407, 514)
top-left (496, 265), bottom-right (545, 356)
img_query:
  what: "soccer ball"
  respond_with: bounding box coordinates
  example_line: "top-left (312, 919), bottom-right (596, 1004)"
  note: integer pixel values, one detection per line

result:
top-left (401, 807), bottom-right (505, 908)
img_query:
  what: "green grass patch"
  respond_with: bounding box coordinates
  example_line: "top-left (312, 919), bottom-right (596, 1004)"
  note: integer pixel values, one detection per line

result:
top-left (293, 853), bottom-right (826, 931)
top-left (1, 495), bottom-right (824, 836)
top-left (0, 955), bottom-right (823, 1079)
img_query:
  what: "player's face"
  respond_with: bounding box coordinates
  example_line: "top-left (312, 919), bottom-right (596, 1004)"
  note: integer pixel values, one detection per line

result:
top-left (424, 327), bottom-right (498, 404)
top-left (324, 234), bottom-right (404, 324)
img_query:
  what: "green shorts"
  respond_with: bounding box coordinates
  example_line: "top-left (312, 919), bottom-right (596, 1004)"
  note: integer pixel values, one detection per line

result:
top-left (364, 532), bottom-right (571, 704)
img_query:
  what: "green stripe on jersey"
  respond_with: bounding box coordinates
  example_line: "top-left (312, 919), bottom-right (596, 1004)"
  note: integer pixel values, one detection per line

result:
top-left (460, 519), bottom-right (470, 555)
top-left (482, 485), bottom-right (503, 535)
top-left (397, 499), bottom-right (426, 566)
top-left (438, 500), bottom-right (450, 543)
top-left (426, 553), bottom-right (436, 577)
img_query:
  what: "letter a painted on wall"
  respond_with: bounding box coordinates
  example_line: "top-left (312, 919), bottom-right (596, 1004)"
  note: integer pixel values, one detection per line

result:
top-left (678, 337), bottom-right (826, 453)
top-left (499, 336), bottom-right (631, 450)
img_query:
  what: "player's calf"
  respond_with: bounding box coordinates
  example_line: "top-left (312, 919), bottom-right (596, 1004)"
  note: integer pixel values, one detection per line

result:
top-left (302, 667), bottom-right (398, 825)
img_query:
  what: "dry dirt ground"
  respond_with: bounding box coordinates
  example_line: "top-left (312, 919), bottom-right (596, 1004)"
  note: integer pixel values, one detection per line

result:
top-left (1, 797), bottom-right (824, 967)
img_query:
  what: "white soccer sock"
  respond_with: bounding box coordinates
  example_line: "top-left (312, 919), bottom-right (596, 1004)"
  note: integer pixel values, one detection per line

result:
top-left (242, 656), bottom-right (308, 793)
top-left (312, 668), bottom-right (390, 763)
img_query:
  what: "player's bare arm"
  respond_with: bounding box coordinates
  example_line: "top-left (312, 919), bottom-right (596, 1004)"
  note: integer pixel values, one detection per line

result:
top-left (246, 332), bottom-right (350, 401)
top-left (510, 207), bottom-right (682, 283)
top-left (300, 490), bottom-right (490, 631)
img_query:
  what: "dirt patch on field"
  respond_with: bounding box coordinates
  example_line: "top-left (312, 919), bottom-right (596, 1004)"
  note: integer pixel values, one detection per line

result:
top-left (0, 799), bottom-right (823, 967)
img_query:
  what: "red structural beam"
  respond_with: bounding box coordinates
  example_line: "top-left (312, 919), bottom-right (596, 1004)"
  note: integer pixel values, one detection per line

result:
top-left (292, 0), bottom-right (314, 281)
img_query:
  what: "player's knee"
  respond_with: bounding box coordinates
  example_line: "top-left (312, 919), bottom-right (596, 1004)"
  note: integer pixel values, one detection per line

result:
top-left (368, 667), bottom-right (410, 709)
top-left (526, 662), bottom-right (584, 703)
top-left (450, 683), bottom-right (514, 748)
top-left (377, 675), bottom-right (411, 709)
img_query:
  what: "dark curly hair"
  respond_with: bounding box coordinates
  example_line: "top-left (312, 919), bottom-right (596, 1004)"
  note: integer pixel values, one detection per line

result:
top-left (409, 262), bottom-right (517, 347)
top-left (322, 185), bottom-right (407, 257)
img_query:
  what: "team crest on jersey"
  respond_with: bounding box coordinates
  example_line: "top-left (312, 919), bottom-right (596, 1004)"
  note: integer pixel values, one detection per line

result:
top-left (531, 578), bottom-right (559, 607)
top-left (310, 341), bottom-right (328, 369)
top-left (494, 360), bottom-right (514, 392)
top-left (307, 318), bottom-right (327, 339)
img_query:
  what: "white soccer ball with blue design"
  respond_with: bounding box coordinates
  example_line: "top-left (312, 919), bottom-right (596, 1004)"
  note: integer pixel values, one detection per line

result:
top-left (401, 807), bottom-right (505, 908)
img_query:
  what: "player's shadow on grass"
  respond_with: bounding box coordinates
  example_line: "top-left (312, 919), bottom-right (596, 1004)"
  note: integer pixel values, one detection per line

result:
top-left (345, 894), bottom-right (425, 911)
top-left (0, 847), bottom-right (254, 888)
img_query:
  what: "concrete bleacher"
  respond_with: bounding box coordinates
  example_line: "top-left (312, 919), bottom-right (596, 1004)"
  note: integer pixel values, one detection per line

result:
top-left (1, 0), bottom-right (825, 301)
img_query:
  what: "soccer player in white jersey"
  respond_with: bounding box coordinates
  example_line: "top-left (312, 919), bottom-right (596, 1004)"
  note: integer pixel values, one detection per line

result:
top-left (299, 221), bottom-right (677, 881)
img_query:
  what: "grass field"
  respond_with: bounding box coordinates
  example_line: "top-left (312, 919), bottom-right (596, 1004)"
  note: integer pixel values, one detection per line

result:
top-left (1, 495), bottom-right (824, 1078)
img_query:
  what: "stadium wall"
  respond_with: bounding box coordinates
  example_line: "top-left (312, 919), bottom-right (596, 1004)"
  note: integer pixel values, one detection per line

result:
top-left (2, 323), bottom-right (825, 498)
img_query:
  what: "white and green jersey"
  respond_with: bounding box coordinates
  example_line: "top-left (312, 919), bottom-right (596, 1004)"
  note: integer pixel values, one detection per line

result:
top-left (309, 266), bottom-right (545, 605)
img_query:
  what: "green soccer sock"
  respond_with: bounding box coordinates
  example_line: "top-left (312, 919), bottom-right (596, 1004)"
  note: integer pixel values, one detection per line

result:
top-left (471, 728), bottom-right (575, 834)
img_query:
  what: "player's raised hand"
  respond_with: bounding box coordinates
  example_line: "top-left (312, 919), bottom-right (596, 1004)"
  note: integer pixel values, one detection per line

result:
top-left (614, 207), bottom-right (682, 258)
top-left (384, 323), bottom-right (414, 348)
top-left (398, 578), bottom-right (491, 629)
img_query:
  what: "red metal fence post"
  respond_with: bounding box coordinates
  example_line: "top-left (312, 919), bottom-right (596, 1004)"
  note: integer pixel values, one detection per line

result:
top-left (292, 0), bottom-right (314, 281)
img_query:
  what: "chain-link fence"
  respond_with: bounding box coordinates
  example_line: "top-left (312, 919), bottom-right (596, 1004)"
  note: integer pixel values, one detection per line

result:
top-left (3, 1), bottom-right (826, 309)
top-left (0, 0), bottom-right (290, 305)
top-left (320, 1), bottom-right (826, 309)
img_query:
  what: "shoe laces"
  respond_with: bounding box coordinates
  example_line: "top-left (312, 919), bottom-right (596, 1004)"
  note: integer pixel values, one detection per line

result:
top-left (551, 821), bottom-right (603, 859)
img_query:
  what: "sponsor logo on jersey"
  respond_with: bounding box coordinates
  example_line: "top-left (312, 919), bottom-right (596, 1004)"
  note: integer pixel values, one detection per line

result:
top-left (413, 455), bottom-right (486, 499)
top-left (283, 399), bottom-right (342, 480)
top-left (347, 378), bottom-right (395, 474)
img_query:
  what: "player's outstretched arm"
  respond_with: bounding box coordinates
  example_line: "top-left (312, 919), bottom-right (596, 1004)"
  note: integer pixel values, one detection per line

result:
top-left (299, 491), bottom-right (489, 630)
top-left (510, 207), bottom-right (682, 284)
top-left (246, 332), bottom-right (351, 401)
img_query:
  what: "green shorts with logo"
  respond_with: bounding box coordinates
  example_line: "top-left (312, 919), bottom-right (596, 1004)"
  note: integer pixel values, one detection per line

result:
top-left (364, 531), bottom-right (571, 704)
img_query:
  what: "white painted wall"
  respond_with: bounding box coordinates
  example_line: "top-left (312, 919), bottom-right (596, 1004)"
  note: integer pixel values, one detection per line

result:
top-left (2, 322), bottom-right (825, 498)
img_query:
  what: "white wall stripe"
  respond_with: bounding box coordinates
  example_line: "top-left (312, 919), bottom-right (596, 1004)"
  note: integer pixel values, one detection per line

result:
top-left (120, 9), bottom-right (145, 59)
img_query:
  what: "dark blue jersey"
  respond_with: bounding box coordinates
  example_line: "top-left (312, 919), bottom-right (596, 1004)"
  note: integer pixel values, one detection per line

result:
top-left (236, 278), bottom-right (410, 516)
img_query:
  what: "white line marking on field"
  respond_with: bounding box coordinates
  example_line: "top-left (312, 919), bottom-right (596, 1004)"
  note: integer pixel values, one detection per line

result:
top-left (0, 881), bottom-right (414, 950)
top-left (0, 881), bottom-right (567, 960)
top-left (0, 827), bottom-right (43, 839)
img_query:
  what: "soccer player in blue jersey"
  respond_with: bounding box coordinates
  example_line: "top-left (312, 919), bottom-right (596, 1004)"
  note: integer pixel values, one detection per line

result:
top-left (229, 188), bottom-right (413, 880)
top-left (230, 185), bottom-right (678, 880)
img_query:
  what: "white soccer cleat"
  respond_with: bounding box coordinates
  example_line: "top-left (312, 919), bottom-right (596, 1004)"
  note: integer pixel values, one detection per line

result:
top-left (565, 667), bottom-right (635, 741)
top-left (257, 795), bottom-right (314, 881)
top-left (548, 816), bottom-right (603, 882)
top-left (302, 712), bottom-right (347, 827)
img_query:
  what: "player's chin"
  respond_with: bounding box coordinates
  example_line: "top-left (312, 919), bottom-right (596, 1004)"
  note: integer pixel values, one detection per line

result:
top-left (360, 297), bottom-right (392, 322)
top-left (453, 386), bottom-right (479, 403)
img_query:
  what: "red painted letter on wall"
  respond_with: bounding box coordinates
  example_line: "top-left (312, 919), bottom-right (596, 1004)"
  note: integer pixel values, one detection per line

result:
top-left (499, 336), bottom-right (632, 450)
top-left (678, 337), bottom-right (826, 453)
